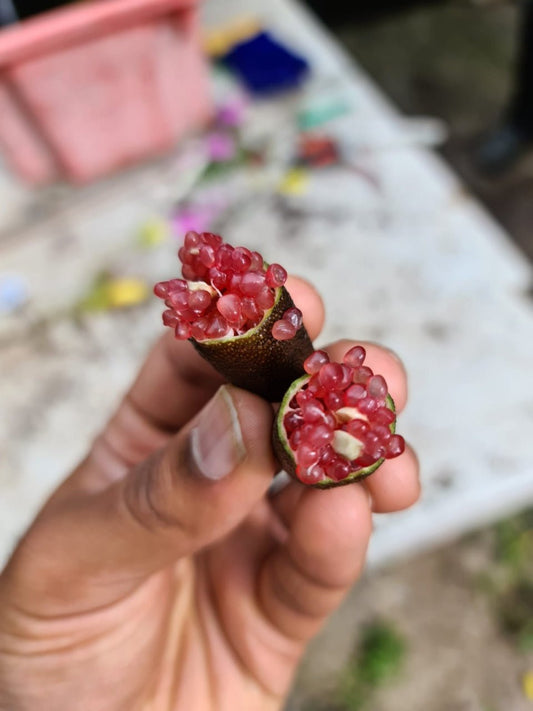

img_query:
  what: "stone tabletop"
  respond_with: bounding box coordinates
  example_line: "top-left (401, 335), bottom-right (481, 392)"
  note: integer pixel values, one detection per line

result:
top-left (0, 0), bottom-right (532, 568)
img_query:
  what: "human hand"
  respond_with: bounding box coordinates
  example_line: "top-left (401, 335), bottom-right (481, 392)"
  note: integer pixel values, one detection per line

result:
top-left (0, 278), bottom-right (419, 711)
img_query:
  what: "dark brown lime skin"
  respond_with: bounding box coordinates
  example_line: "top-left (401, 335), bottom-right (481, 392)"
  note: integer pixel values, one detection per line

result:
top-left (191, 286), bottom-right (314, 401)
top-left (273, 374), bottom-right (396, 489)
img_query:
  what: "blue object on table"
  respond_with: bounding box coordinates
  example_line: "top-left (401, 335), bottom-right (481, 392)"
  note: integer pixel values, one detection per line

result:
top-left (0, 274), bottom-right (28, 313)
top-left (223, 31), bottom-right (310, 95)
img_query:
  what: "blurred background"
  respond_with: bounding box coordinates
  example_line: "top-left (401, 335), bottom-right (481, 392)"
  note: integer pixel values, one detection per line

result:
top-left (0, 0), bottom-right (532, 709)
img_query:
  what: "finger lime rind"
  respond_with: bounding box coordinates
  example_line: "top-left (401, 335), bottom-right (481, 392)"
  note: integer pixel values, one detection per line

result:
top-left (192, 285), bottom-right (314, 401)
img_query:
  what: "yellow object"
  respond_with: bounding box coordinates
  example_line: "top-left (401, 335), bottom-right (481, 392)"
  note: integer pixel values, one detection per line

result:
top-left (138, 219), bottom-right (168, 249)
top-left (523, 671), bottom-right (533, 700)
top-left (203, 17), bottom-right (261, 57)
top-left (106, 278), bottom-right (149, 308)
top-left (278, 168), bottom-right (310, 196)
top-left (523, 671), bottom-right (533, 701)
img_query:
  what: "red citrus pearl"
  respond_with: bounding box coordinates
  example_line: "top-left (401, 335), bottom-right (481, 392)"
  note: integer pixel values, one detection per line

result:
top-left (323, 391), bottom-right (344, 410)
top-left (305, 423), bottom-right (334, 449)
top-left (256, 286), bottom-right (275, 310)
top-left (370, 407), bottom-right (396, 426)
top-left (250, 251), bottom-right (264, 270)
top-left (297, 442), bottom-right (320, 468)
top-left (241, 296), bottom-right (262, 322)
top-left (283, 410), bottom-right (304, 434)
top-left (162, 310), bottom-right (179, 327)
top-left (217, 294), bottom-right (242, 324)
top-left (199, 244), bottom-right (216, 268)
top-left (301, 400), bottom-right (326, 423)
top-left (178, 246), bottom-right (194, 265)
top-left (190, 317), bottom-right (210, 340)
top-left (289, 429), bottom-right (302, 451)
top-left (297, 464), bottom-right (325, 485)
top-left (231, 247), bottom-right (252, 273)
top-left (283, 307), bottom-right (303, 329)
top-left (205, 314), bottom-right (229, 339)
top-left (175, 321), bottom-right (192, 339)
top-left (318, 363), bottom-right (347, 390)
top-left (343, 345), bottom-right (366, 367)
top-left (372, 425), bottom-right (392, 443)
top-left (353, 366), bottom-right (373, 385)
top-left (304, 350), bottom-right (330, 375)
top-left (240, 271), bottom-right (266, 297)
top-left (367, 375), bottom-right (388, 401)
top-left (344, 384), bottom-right (367, 406)
top-left (357, 397), bottom-right (379, 415)
top-left (188, 290), bottom-right (212, 314)
top-left (208, 267), bottom-right (228, 291)
top-left (182, 264), bottom-right (196, 280)
top-left (386, 435), bottom-right (405, 458)
top-left (184, 231), bottom-right (201, 249)
top-left (265, 263), bottom-right (287, 288)
top-left (272, 320), bottom-right (297, 341)
top-left (154, 281), bottom-right (170, 298)
top-left (345, 419), bottom-right (370, 438)
top-left (328, 457), bottom-right (351, 481)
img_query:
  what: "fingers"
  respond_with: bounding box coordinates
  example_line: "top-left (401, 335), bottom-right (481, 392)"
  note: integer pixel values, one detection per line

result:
top-left (363, 444), bottom-right (420, 513)
top-left (285, 275), bottom-right (325, 342)
top-left (7, 387), bottom-right (278, 613)
top-left (270, 479), bottom-right (306, 528)
top-left (124, 332), bottom-right (224, 434)
top-left (259, 484), bottom-right (372, 641)
top-left (262, 447), bottom-right (419, 647)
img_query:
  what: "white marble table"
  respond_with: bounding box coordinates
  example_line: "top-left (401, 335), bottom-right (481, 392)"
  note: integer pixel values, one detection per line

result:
top-left (0, 0), bottom-right (532, 568)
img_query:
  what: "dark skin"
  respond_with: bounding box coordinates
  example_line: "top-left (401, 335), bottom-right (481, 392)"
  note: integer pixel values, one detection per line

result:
top-left (0, 278), bottom-right (419, 710)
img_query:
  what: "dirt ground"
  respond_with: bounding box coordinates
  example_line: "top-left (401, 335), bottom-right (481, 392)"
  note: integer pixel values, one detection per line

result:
top-left (288, 520), bottom-right (533, 711)
top-left (288, 3), bottom-right (533, 709)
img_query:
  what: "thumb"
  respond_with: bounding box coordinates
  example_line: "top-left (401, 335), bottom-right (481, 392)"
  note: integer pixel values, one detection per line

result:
top-left (4, 386), bottom-right (277, 611)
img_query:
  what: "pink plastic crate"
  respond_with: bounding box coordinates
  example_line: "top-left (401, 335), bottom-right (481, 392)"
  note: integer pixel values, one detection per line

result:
top-left (0, 0), bottom-right (212, 183)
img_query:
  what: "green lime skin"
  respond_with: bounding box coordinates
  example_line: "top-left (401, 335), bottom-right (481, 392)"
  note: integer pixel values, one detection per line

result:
top-left (191, 286), bottom-right (314, 402)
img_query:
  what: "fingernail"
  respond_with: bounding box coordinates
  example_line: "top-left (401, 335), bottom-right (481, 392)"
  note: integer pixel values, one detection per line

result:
top-left (190, 386), bottom-right (246, 481)
top-left (268, 470), bottom-right (291, 498)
